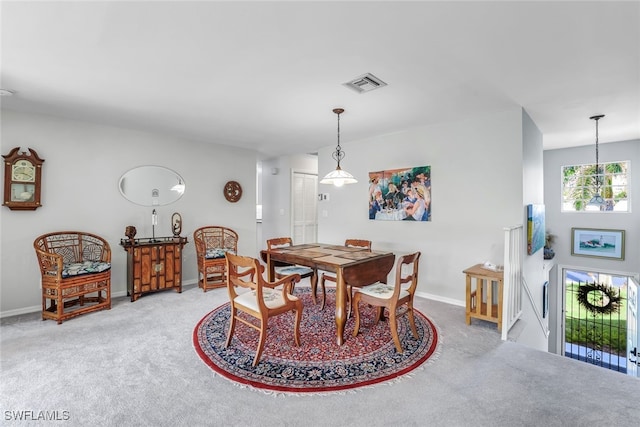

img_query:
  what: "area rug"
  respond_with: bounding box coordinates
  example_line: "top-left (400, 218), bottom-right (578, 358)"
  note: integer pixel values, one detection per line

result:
top-left (193, 287), bottom-right (439, 394)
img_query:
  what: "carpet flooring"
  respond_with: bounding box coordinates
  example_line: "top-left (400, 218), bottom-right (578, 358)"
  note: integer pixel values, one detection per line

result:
top-left (2, 282), bottom-right (639, 426)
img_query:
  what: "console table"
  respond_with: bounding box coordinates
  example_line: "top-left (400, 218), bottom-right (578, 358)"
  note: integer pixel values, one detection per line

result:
top-left (463, 264), bottom-right (504, 331)
top-left (120, 237), bottom-right (188, 302)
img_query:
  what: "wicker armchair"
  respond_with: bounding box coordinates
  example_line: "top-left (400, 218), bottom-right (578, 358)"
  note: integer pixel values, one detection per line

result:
top-left (193, 226), bottom-right (238, 291)
top-left (34, 231), bottom-right (112, 324)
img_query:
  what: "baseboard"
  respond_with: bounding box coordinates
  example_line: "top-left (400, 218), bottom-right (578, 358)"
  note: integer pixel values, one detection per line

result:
top-left (415, 290), bottom-right (465, 307)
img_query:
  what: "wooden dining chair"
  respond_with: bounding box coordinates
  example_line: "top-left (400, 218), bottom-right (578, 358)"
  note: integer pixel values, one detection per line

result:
top-left (319, 239), bottom-right (372, 316)
top-left (225, 252), bottom-right (303, 366)
top-left (352, 251), bottom-right (421, 354)
top-left (266, 237), bottom-right (316, 295)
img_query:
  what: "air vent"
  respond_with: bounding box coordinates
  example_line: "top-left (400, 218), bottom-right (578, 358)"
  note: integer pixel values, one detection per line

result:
top-left (343, 73), bottom-right (387, 94)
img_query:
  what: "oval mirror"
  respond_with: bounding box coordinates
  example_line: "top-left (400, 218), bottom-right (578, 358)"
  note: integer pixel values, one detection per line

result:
top-left (118, 166), bottom-right (185, 206)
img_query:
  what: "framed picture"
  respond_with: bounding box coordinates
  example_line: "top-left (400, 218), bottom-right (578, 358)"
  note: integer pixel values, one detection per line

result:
top-left (368, 165), bottom-right (431, 221)
top-left (527, 204), bottom-right (545, 255)
top-left (571, 228), bottom-right (625, 260)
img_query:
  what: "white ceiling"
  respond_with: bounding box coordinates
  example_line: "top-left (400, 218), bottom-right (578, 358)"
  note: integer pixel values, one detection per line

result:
top-left (1, 1), bottom-right (639, 157)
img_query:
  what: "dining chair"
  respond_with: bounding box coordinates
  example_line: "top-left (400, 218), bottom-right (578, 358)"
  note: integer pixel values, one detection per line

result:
top-left (352, 251), bottom-right (421, 354)
top-left (266, 237), bottom-right (316, 295)
top-left (225, 252), bottom-right (303, 366)
top-left (319, 239), bottom-right (372, 316)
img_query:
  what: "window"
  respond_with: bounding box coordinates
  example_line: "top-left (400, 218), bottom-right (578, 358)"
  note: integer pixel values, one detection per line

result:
top-left (562, 161), bottom-right (629, 212)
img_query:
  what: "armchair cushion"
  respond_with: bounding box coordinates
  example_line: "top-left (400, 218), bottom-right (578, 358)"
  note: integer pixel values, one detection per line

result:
top-left (205, 248), bottom-right (235, 259)
top-left (60, 261), bottom-right (111, 278)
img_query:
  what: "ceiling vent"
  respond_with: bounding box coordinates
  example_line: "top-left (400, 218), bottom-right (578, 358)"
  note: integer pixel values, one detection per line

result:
top-left (343, 73), bottom-right (387, 94)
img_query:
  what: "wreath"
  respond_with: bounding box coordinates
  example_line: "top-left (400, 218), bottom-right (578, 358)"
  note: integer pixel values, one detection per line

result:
top-left (576, 282), bottom-right (621, 315)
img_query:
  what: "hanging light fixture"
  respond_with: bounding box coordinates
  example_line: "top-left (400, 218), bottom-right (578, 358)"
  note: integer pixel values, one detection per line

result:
top-left (320, 108), bottom-right (357, 187)
top-left (586, 114), bottom-right (605, 210)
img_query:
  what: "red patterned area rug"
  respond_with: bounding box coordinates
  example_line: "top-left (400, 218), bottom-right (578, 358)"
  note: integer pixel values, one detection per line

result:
top-left (193, 288), bottom-right (439, 394)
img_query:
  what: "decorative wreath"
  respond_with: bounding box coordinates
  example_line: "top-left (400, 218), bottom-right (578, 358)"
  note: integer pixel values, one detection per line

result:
top-left (576, 282), bottom-right (621, 315)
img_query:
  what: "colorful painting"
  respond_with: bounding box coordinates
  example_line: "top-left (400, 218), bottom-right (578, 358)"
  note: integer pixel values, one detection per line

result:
top-left (571, 228), bottom-right (625, 260)
top-left (527, 204), bottom-right (545, 255)
top-left (368, 166), bottom-right (431, 221)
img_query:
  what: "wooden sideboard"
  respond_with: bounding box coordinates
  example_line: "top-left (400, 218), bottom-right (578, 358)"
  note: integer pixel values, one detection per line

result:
top-left (120, 237), bottom-right (188, 302)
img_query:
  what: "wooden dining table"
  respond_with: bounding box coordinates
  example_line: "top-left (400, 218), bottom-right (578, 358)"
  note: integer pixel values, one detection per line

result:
top-left (262, 243), bottom-right (395, 346)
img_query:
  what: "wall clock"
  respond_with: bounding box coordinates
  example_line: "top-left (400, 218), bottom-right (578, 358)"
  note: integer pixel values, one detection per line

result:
top-left (223, 180), bottom-right (242, 203)
top-left (3, 147), bottom-right (45, 211)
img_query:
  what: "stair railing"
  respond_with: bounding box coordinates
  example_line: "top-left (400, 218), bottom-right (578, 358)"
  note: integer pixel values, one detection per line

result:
top-left (502, 225), bottom-right (523, 340)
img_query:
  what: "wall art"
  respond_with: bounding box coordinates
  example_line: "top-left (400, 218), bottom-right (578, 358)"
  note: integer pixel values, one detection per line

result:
top-left (368, 165), bottom-right (430, 221)
top-left (527, 204), bottom-right (545, 255)
top-left (571, 228), bottom-right (625, 260)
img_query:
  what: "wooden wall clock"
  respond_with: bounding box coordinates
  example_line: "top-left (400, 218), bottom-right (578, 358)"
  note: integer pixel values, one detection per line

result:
top-left (3, 147), bottom-right (45, 211)
top-left (223, 180), bottom-right (242, 203)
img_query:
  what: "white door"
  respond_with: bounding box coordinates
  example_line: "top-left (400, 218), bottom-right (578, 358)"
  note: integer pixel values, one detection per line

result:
top-left (292, 172), bottom-right (317, 244)
top-left (627, 278), bottom-right (639, 377)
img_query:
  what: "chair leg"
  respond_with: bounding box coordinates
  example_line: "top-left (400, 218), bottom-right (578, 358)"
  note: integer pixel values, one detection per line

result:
top-left (388, 309), bottom-right (404, 354)
top-left (225, 308), bottom-right (236, 348)
top-left (253, 318), bottom-right (268, 367)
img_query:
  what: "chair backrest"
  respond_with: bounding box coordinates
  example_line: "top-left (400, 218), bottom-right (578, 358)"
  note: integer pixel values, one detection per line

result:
top-left (266, 237), bottom-right (293, 250)
top-left (34, 231), bottom-right (111, 264)
top-left (393, 251), bottom-right (421, 297)
top-left (345, 239), bottom-right (371, 250)
top-left (225, 252), bottom-right (297, 312)
top-left (193, 226), bottom-right (238, 256)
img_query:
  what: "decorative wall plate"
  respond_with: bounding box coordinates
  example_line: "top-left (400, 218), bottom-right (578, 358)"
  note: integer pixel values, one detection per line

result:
top-left (223, 181), bottom-right (242, 203)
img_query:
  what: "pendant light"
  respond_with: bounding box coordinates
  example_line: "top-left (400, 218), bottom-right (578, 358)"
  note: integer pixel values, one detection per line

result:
top-left (320, 108), bottom-right (357, 187)
top-left (586, 114), bottom-right (605, 210)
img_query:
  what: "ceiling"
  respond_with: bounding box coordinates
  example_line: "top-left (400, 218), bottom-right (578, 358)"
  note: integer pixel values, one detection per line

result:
top-left (1, 1), bottom-right (638, 158)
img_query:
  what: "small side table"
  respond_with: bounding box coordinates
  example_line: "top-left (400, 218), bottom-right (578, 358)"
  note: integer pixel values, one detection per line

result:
top-left (463, 264), bottom-right (504, 331)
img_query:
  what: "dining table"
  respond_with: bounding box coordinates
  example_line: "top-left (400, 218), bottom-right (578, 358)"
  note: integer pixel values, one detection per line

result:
top-left (262, 243), bottom-right (395, 346)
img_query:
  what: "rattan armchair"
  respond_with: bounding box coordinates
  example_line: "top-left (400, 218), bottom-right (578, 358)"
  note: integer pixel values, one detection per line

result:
top-left (193, 226), bottom-right (238, 291)
top-left (34, 231), bottom-right (112, 324)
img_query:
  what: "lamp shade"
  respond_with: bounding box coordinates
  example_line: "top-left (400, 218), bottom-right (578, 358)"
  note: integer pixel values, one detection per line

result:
top-left (320, 167), bottom-right (357, 187)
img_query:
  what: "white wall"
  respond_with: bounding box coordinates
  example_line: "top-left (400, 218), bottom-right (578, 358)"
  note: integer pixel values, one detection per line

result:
top-left (0, 110), bottom-right (257, 316)
top-left (519, 109), bottom-right (549, 350)
top-left (544, 139), bottom-right (640, 352)
top-left (317, 108), bottom-right (524, 304)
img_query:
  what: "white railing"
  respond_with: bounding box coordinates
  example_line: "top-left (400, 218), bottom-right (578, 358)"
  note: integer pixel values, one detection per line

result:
top-left (501, 225), bottom-right (523, 340)
top-left (521, 275), bottom-right (550, 338)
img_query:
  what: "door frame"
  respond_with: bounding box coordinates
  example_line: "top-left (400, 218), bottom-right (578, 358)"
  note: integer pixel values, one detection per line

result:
top-left (554, 264), bottom-right (639, 365)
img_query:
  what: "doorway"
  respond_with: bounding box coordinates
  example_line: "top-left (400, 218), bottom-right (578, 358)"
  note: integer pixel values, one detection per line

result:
top-left (561, 268), bottom-right (638, 376)
top-left (291, 171), bottom-right (317, 244)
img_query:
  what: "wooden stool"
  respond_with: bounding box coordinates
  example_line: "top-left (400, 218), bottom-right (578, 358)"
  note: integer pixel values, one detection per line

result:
top-left (463, 264), bottom-right (504, 331)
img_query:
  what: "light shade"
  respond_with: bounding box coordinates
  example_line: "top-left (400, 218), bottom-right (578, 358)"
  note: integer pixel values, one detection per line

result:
top-left (320, 167), bottom-right (357, 187)
top-left (586, 193), bottom-right (605, 210)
